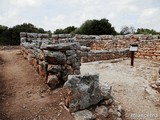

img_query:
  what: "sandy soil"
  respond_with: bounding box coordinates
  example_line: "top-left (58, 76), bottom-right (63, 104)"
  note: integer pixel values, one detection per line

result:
top-left (0, 50), bottom-right (74, 120)
top-left (81, 59), bottom-right (160, 120)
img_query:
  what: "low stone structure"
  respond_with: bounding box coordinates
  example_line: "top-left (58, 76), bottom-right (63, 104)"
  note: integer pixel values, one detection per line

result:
top-left (75, 34), bottom-right (160, 61)
top-left (81, 48), bottom-right (130, 62)
top-left (20, 32), bottom-right (81, 89)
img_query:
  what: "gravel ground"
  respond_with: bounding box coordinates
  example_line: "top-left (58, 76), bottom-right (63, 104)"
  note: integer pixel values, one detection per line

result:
top-left (81, 58), bottom-right (160, 120)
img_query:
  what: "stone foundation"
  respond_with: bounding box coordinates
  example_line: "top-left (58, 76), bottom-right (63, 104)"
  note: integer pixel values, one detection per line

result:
top-left (20, 32), bottom-right (81, 89)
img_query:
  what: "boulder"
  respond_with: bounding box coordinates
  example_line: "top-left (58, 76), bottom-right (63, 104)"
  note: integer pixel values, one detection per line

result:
top-left (47, 65), bottom-right (62, 74)
top-left (45, 51), bottom-right (66, 65)
top-left (63, 73), bottom-right (112, 112)
top-left (66, 50), bottom-right (76, 56)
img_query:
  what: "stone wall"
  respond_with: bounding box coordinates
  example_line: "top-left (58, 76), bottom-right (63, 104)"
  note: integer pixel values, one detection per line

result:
top-left (20, 32), bottom-right (81, 89)
top-left (74, 34), bottom-right (160, 61)
top-left (81, 47), bottom-right (130, 63)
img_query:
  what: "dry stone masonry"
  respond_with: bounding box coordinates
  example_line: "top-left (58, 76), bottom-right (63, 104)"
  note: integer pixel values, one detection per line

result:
top-left (75, 34), bottom-right (160, 61)
top-left (20, 32), bottom-right (81, 89)
top-left (81, 48), bottom-right (130, 63)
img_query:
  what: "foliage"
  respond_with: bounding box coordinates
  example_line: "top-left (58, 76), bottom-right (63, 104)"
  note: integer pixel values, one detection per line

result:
top-left (74, 18), bottom-right (117, 35)
top-left (0, 23), bottom-right (48, 45)
top-left (136, 28), bottom-right (160, 35)
top-left (120, 25), bottom-right (135, 35)
top-left (54, 26), bottom-right (77, 34)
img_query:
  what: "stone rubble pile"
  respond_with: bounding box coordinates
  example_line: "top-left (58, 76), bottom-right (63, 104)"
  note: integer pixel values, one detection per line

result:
top-left (20, 32), bottom-right (81, 89)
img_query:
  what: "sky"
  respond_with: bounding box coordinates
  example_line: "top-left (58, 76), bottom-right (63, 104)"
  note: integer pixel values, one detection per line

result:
top-left (0, 0), bottom-right (160, 32)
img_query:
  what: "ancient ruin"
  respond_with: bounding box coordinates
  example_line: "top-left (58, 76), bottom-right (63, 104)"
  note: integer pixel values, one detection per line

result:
top-left (18, 32), bottom-right (160, 120)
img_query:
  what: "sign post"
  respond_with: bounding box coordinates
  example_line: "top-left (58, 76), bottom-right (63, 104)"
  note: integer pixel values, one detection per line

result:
top-left (129, 44), bottom-right (138, 66)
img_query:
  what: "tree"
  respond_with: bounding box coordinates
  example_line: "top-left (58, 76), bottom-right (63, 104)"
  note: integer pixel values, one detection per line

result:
top-left (120, 25), bottom-right (135, 35)
top-left (54, 26), bottom-right (77, 34)
top-left (136, 28), bottom-right (159, 35)
top-left (64, 26), bottom-right (77, 34)
top-left (74, 18), bottom-right (117, 35)
top-left (0, 23), bottom-right (49, 45)
top-left (54, 29), bottom-right (65, 34)
top-left (0, 25), bottom-right (8, 34)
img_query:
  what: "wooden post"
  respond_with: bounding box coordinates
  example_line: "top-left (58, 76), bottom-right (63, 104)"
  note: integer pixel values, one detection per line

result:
top-left (131, 51), bottom-right (134, 66)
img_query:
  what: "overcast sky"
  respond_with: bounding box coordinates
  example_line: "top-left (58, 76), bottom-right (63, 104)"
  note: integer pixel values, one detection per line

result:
top-left (0, 0), bottom-right (160, 32)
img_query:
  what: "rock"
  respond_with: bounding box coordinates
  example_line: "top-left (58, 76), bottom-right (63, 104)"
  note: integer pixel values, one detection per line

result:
top-left (81, 46), bottom-right (90, 52)
top-left (117, 111), bottom-right (121, 117)
top-left (72, 62), bottom-right (81, 69)
top-left (95, 105), bottom-right (109, 117)
top-left (38, 33), bottom-right (49, 38)
top-left (117, 105), bottom-right (122, 113)
top-left (74, 110), bottom-right (96, 120)
top-left (47, 75), bottom-right (59, 89)
top-left (20, 32), bottom-right (27, 37)
top-left (108, 108), bottom-right (114, 114)
top-left (151, 84), bottom-right (158, 89)
top-left (66, 50), bottom-right (76, 56)
top-left (63, 73), bottom-right (112, 112)
top-left (45, 51), bottom-right (66, 65)
top-left (99, 83), bottom-right (112, 100)
top-left (105, 98), bottom-right (113, 105)
top-left (66, 65), bottom-right (74, 74)
top-left (74, 70), bottom-right (80, 75)
top-left (38, 61), bottom-right (48, 77)
top-left (155, 81), bottom-right (160, 86)
top-left (44, 43), bottom-right (80, 51)
top-left (27, 33), bottom-right (38, 38)
top-left (47, 65), bottom-right (61, 74)
top-left (20, 37), bottom-right (27, 43)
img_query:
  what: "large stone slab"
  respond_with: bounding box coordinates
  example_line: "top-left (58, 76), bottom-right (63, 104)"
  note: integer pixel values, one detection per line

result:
top-left (43, 43), bottom-right (80, 51)
top-left (63, 73), bottom-right (111, 112)
top-left (45, 51), bottom-right (66, 65)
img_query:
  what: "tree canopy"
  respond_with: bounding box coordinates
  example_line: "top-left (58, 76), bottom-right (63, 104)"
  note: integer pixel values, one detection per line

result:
top-left (74, 18), bottom-right (117, 35)
top-left (136, 28), bottom-right (160, 35)
top-left (0, 23), bottom-right (49, 45)
top-left (54, 26), bottom-right (77, 34)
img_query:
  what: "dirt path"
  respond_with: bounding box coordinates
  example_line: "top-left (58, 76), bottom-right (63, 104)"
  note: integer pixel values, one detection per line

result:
top-left (81, 59), bottom-right (160, 120)
top-left (0, 50), bottom-right (74, 120)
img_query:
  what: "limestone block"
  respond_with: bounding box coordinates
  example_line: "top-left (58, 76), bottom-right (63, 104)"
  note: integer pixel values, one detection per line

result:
top-left (47, 65), bottom-right (61, 74)
top-left (45, 51), bottom-right (66, 65)
top-left (63, 73), bottom-right (111, 112)
top-left (27, 33), bottom-right (38, 38)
